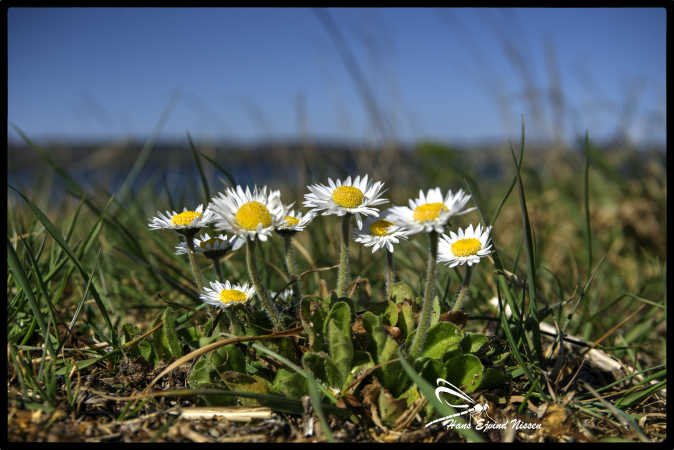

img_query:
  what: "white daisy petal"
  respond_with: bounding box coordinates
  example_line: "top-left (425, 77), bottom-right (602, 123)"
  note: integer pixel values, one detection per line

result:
top-left (303, 174), bottom-right (388, 226)
top-left (175, 232), bottom-right (243, 258)
top-left (209, 185), bottom-right (289, 242)
top-left (353, 210), bottom-right (410, 254)
top-left (200, 280), bottom-right (256, 310)
top-left (148, 203), bottom-right (214, 232)
top-left (437, 224), bottom-right (493, 268)
top-left (386, 187), bottom-right (474, 236)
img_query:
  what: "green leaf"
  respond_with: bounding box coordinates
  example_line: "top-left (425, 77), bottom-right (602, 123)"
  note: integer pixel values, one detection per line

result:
top-left (161, 308), bottom-right (183, 358)
top-left (323, 354), bottom-right (344, 389)
top-left (273, 368), bottom-right (308, 399)
top-left (417, 322), bottom-right (463, 360)
top-left (397, 300), bottom-right (415, 339)
top-left (390, 281), bottom-right (415, 303)
top-left (384, 301), bottom-right (398, 327)
top-left (221, 372), bottom-right (274, 406)
top-left (324, 301), bottom-right (353, 380)
top-left (444, 354), bottom-right (484, 394)
top-left (396, 348), bottom-right (484, 442)
top-left (430, 295), bottom-right (442, 328)
top-left (138, 339), bottom-right (153, 364)
top-left (460, 333), bottom-right (489, 353)
top-left (211, 344), bottom-right (246, 373)
top-left (478, 368), bottom-right (507, 390)
top-left (300, 298), bottom-right (326, 351)
top-left (361, 312), bottom-right (403, 394)
top-left (378, 387), bottom-right (407, 427)
top-left (415, 357), bottom-right (447, 384)
top-left (188, 356), bottom-right (217, 388)
top-left (121, 324), bottom-right (142, 358)
top-left (397, 384), bottom-right (421, 407)
top-left (344, 350), bottom-right (375, 388)
top-left (302, 352), bottom-right (328, 385)
top-left (259, 337), bottom-right (297, 365)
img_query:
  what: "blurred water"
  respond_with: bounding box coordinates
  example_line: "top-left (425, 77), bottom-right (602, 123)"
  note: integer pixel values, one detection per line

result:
top-left (8, 161), bottom-right (307, 206)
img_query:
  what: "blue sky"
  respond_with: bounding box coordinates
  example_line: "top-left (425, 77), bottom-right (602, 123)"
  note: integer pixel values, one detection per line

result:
top-left (8, 7), bottom-right (666, 146)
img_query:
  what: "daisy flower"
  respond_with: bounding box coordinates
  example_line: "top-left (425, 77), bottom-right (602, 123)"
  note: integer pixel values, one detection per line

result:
top-left (303, 174), bottom-right (387, 230)
top-left (276, 208), bottom-right (316, 234)
top-left (438, 224), bottom-right (493, 268)
top-left (387, 188), bottom-right (475, 235)
top-left (354, 214), bottom-right (409, 254)
top-left (200, 280), bottom-right (255, 310)
top-left (269, 288), bottom-right (294, 303)
top-left (175, 232), bottom-right (245, 258)
top-left (148, 204), bottom-right (214, 234)
top-left (209, 185), bottom-right (288, 242)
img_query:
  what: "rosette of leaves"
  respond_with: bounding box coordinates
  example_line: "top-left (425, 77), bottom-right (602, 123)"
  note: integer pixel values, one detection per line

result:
top-left (301, 300), bottom-right (374, 397)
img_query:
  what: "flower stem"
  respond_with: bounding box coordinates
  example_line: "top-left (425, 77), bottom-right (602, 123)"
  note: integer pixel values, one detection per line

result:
top-left (228, 306), bottom-right (243, 336)
top-left (210, 256), bottom-right (225, 282)
top-left (385, 249), bottom-right (394, 300)
top-left (283, 233), bottom-right (301, 312)
top-left (409, 231), bottom-right (438, 358)
top-left (451, 265), bottom-right (474, 311)
top-left (245, 238), bottom-right (282, 331)
top-left (184, 233), bottom-right (203, 293)
top-left (336, 214), bottom-right (352, 297)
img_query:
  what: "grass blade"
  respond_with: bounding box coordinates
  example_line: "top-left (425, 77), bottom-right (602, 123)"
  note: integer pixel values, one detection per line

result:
top-left (7, 238), bottom-right (55, 358)
top-left (509, 118), bottom-right (544, 366)
top-left (116, 92), bottom-right (180, 203)
top-left (10, 124), bottom-right (85, 197)
top-left (61, 248), bottom-right (102, 353)
top-left (186, 131), bottom-right (211, 202)
top-left (198, 150), bottom-right (237, 187)
top-left (583, 131), bottom-right (593, 277)
top-left (9, 185), bottom-right (118, 347)
top-left (250, 342), bottom-right (337, 442)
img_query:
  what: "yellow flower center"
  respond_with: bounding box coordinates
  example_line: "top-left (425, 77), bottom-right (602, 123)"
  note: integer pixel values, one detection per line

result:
top-left (370, 219), bottom-right (394, 236)
top-left (171, 211), bottom-right (202, 227)
top-left (451, 238), bottom-right (482, 257)
top-left (332, 186), bottom-right (364, 208)
top-left (413, 202), bottom-right (448, 222)
top-left (284, 216), bottom-right (300, 227)
top-left (235, 201), bottom-right (272, 231)
top-left (199, 237), bottom-right (225, 249)
top-left (219, 289), bottom-right (247, 304)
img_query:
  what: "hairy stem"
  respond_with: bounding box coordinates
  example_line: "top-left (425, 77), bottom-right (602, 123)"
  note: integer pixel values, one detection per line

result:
top-left (228, 306), bottom-right (243, 336)
top-left (283, 233), bottom-right (302, 312)
top-left (452, 265), bottom-right (474, 311)
top-left (385, 249), bottom-right (394, 300)
top-left (336, 214), bottom-right (352, 297)
top-left (211, 256), bottom-right (225, 282)
top-left (409, 231), bottom-right (438, 358)
top-left (246, 238), bottom-right (282, 331)
top-left (184, 233), bottom-right (203, 293)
